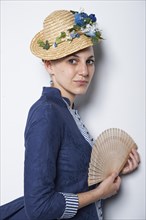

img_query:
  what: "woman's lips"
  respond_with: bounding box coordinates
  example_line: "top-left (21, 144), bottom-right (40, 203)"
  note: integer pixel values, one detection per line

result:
top-left (74, 80), bottom-right (88, 86)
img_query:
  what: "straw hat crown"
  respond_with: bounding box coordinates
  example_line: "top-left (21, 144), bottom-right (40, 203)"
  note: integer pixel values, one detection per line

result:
top-left (43, 10), bottom-right (74, 43)
top-left (30, 10), bottom-right (102, 60)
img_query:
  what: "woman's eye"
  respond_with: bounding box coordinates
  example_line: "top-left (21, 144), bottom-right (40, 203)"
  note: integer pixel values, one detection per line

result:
top-left (68, 59), bottom-right (77, 64)
top-left (87, 59), bottom-right (95, 65)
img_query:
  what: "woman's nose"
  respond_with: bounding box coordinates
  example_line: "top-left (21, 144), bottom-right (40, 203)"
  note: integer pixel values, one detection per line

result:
top-left (79, 63), bottom-right (88, 76)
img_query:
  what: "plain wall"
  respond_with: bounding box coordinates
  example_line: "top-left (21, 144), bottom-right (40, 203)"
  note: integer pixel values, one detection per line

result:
top-left (1, 1), bottom-right (145, 219)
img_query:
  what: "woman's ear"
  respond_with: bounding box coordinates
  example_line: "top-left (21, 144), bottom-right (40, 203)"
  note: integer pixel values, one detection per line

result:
top-left (44, 60), bottom-right (52, 73)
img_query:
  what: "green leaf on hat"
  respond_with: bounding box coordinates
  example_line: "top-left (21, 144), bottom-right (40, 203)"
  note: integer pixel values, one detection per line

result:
top-left (60, 32), bottom-right (66, 38)
top-left (37, 39), bottom-right (45, 47)
top-left (56, 37), bottom-right (61, 44)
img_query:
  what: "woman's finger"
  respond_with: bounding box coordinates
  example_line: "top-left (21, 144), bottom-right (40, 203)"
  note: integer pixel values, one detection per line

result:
top-left (129, 152), bottom-right (139, 170)
top-left (131, 148), bottom-right (140, 164)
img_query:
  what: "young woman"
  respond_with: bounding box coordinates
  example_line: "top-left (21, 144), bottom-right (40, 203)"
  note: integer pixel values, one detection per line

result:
top-left (0, 9), bottom-right (140, 220)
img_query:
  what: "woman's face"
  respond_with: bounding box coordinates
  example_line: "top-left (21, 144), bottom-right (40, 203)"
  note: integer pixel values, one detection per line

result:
top-left (45, 46), bottom-right (95, 103)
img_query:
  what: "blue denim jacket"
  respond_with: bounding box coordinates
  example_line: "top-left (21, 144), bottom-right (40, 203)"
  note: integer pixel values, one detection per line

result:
top-left (0, 87), bottom-right (100, 220)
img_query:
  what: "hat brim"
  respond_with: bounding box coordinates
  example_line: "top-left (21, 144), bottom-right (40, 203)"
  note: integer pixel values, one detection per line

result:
top-left (30, 30), bottom-right (93, 60)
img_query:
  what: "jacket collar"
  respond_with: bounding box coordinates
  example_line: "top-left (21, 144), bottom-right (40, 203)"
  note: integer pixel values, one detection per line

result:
top-left (42, 87), bottom-right (71, 107)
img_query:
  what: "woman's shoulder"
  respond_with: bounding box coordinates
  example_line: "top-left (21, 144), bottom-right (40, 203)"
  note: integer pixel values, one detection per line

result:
top-left (26, 90), bottom-right (67, 123)
top-left (28, 99), bottom-right (61, 119)
top-left (24, 95), bottom-right (66, 136)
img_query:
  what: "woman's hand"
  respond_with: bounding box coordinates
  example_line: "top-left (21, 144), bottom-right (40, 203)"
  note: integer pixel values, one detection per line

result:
top-left (121, 148), bottom-right (140, 175)
top-left (96, 172), bottom-right (121, 199)
top-left (78, 172), bottom-right (121, 208)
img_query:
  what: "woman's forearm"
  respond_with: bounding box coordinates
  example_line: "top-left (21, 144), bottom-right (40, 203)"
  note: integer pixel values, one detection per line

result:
top-left (78, 188), bottom-right (101, 209)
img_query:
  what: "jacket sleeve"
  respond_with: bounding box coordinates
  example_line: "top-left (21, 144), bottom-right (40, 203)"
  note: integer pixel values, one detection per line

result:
top-left (24, 105), bottom-right (78, 220)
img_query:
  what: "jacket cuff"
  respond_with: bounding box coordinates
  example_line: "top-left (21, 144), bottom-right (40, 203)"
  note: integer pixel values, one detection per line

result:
top-left (59, 192), bottom-right (79, 219)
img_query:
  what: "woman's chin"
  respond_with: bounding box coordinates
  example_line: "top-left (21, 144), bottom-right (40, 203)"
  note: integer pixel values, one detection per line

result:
top-left (74, 88), bottom-right (88, 95)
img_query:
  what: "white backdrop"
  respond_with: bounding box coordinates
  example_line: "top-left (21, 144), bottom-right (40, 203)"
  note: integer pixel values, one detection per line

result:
top-left (1, 1), bottom-right (145, 219)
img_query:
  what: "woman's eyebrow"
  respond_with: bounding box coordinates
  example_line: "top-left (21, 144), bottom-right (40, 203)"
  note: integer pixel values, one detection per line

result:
top-left (67, 54), bottom-right (95, 59)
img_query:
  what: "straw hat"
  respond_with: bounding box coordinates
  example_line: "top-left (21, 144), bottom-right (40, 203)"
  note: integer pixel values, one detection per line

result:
top-left (30, 10), bottom-right (102, 60)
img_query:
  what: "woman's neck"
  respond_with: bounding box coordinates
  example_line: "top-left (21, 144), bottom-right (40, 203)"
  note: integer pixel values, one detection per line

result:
top-left (52, 85), bottom-right (75, 108)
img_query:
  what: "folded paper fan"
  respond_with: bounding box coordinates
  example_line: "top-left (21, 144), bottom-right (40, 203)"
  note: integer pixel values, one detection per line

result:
top-left (88, 128), bottom-right (137, 186)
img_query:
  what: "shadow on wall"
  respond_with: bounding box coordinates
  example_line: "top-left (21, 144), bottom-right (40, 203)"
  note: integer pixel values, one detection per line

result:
top-left (75, 42), bottom-right (105, 109)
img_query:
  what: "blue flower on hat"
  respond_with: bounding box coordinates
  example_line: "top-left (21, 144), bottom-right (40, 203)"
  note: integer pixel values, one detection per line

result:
top-left (53, 42), bottom-right (57, 48)
top-left (71, 10), bottom-right (102, 43)
top-left (89, 14), bottom-right (97, 22)
top-left (75, 12), bottom-right (88, 26)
